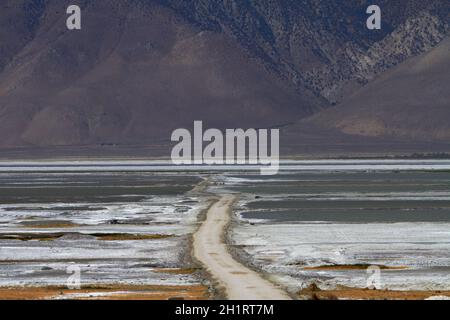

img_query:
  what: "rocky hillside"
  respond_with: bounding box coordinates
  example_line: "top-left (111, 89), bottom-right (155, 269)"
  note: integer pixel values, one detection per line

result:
top-left (167, 0), bottom-right (449, 103)
top-left (305, 36), bottom-right (450, 141)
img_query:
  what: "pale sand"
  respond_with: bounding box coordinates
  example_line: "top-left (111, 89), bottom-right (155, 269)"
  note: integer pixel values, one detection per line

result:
top-left (193, 195), bottom-right (291, 300)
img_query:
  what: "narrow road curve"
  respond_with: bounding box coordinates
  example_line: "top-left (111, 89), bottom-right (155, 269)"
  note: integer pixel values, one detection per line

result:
top-left (193, 195), bottom-right (291, 300)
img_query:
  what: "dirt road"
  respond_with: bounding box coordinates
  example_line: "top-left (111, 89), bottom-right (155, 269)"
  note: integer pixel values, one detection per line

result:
top-left (193, 195), bottom-right (291, 300)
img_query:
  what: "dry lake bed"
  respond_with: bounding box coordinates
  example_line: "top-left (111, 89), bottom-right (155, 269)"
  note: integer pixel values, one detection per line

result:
top-left (1, 160), bottom-right (450, 299)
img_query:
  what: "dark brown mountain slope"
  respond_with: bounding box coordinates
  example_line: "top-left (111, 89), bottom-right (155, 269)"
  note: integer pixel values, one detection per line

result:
top-left (305, 36), bottom-right (450, 142)
top-left (0, 0), bottom-right (320, 147)
top-left (0, 1), bottom-right (448, 151)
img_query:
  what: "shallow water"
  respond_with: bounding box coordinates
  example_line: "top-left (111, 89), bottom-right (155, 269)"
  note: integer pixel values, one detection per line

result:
top-left (0, 171), bottom-right (206, 287)
top-left (219, 163), bottom-right (450, 291)
top-left (2, 160), bottom-right (450, 293)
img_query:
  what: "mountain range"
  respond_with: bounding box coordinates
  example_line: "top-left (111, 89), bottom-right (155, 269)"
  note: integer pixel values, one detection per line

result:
top-left (0, 0), bottom-right (449, 156)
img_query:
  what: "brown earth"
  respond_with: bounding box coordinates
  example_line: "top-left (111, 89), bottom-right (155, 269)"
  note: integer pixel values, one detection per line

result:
top-left (151, 268), bottom-right (199, 275)
top-left (20, 220), bottom-right (83, 229)
top-left (0, 284), bottom-right (209, 300)
top-left (0, 232), bottom-right (173, 241)
top-left (299, 284), bottom-right (450, 300)
top-left (302, 264), bottom-right (408, 271)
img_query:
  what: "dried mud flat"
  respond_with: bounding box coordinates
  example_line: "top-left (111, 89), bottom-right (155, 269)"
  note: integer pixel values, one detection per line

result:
top-left (0, 284), bottom-right (209, 300)
top-left (0, 170), bottom-right (211, 300)
top-left (298, 285), bottom-right (450, 300)
top-left (3, 162), bottom-right (450, 300)
top-left (302, 264), bottom-right (408, 271)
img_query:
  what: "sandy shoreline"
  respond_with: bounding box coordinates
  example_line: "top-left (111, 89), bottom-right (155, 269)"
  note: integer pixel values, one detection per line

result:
top-left (193, 195), bottom-right (291, 300)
